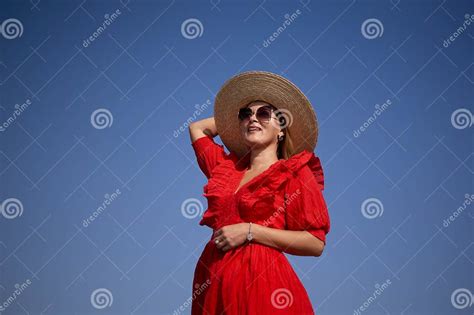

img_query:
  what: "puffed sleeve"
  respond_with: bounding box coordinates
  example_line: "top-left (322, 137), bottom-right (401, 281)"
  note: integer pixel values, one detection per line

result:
top-left (284, 163), bottom-right (330, 245)
top-left (191, 134), bottom-right (227, 179)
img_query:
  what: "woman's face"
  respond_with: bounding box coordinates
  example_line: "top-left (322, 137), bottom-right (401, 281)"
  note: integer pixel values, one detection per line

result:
top-left (238, 101), bottom-right (282, 151)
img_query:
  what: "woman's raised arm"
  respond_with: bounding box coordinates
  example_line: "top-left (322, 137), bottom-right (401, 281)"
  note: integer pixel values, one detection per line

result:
top-left (189, 117), bottom-right (218, 143)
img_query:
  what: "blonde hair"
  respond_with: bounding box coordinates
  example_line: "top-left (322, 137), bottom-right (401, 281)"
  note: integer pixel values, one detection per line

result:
top-left (278, 126), bottom-right (295, 160)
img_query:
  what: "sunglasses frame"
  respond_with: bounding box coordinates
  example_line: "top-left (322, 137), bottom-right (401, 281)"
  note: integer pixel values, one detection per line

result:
top-left (238, 105), bottom-right (280, 124)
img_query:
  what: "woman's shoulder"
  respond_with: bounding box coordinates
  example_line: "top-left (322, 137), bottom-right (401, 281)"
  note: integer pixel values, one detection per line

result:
top-left (243, 149), bottom-right (325, 195)
top-left (278, 150), bottom-right (325, 190)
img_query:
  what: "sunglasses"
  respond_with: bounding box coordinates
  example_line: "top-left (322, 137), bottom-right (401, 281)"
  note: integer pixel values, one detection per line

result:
top-left (238, 105), bottom-right (281, 124)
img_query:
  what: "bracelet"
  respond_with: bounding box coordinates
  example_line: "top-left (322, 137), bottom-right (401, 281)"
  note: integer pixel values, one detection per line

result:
top-left (246, 222), bottom-right (253, 243)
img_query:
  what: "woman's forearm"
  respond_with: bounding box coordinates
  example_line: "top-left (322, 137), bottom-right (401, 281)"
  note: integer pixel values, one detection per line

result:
top-left (189, 117), bottom-right (218, 142)
top-left (252, 223), bottom-right (324, 257)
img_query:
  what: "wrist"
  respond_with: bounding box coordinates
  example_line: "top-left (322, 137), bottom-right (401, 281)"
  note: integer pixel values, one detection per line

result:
top-left (246, 222), bottom-right (253, 243)
top-left (248, 223), bottom-right (263, 243)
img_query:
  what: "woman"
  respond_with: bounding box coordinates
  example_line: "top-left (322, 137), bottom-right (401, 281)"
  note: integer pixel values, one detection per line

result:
top-left (188, 71), bottom-right (330, 314)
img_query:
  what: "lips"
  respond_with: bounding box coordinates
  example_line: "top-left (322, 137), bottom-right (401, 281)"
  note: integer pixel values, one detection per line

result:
top-left (248, 125), bottom-right (262, 132)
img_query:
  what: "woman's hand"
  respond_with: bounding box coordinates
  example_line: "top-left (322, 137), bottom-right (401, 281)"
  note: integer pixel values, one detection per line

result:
top-left (213, 223), bottom-right (249, 252)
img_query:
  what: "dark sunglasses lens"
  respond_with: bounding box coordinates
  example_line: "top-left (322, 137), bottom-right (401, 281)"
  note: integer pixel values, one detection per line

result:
top-left (256, 106), bottom-right (272, 121)
top-left (238, 108), bottom-right (252, 121)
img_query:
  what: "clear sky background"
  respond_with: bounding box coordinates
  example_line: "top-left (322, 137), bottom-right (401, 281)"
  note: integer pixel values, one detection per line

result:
top-left (0, 0), bottom-right (472, 314)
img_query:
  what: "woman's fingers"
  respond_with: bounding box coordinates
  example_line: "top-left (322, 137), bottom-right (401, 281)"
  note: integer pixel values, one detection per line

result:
top-left (217, 241), bottom-right (234, 252)
top-left (215, 236), bottom-right (233, 251)
top-left (214, 236), bottom-right (225, 247)
top-left (213, 230), bottom-right (235, 252)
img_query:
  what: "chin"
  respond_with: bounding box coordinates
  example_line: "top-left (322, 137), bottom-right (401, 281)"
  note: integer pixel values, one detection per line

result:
top-left (243, 136), bottom-right (267, 147)
top-left (244, 133), bottom-right (261, 140)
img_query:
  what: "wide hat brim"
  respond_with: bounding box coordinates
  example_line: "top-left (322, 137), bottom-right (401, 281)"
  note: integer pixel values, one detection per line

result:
top-left (214, 70), bottom-right (318, 159)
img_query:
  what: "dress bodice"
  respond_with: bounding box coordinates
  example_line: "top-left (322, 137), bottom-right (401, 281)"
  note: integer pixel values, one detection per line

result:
top-left (191, 134), bottom-right (330, 244)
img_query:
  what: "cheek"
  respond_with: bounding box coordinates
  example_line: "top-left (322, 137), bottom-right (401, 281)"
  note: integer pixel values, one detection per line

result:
top-left (262, 126), bottom-right (278, 138)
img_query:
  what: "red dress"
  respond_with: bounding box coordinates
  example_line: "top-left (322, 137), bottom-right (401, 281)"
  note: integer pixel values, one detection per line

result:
top-left (190, 135), bottom-right (331, 315)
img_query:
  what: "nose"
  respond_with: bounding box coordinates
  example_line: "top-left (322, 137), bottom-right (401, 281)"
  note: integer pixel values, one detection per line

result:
top-left (248, 111), bottom-right (258, 122)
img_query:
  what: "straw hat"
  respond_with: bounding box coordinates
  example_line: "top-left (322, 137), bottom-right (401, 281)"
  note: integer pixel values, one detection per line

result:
top-left (214, 70), bottom-right (318, 159)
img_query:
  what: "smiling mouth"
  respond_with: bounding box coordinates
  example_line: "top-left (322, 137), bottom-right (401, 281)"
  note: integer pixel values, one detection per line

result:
top-left (247, 126), bottom-right (262, 132)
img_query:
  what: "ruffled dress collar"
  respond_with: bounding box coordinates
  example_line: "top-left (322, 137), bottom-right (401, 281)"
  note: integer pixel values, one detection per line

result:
top-left (228, 149), bottom-right (324, 191)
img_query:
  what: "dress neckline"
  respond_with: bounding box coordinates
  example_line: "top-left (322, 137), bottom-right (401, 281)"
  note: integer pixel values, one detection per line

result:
top-left (233, 159), bottom-right (284, 196)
